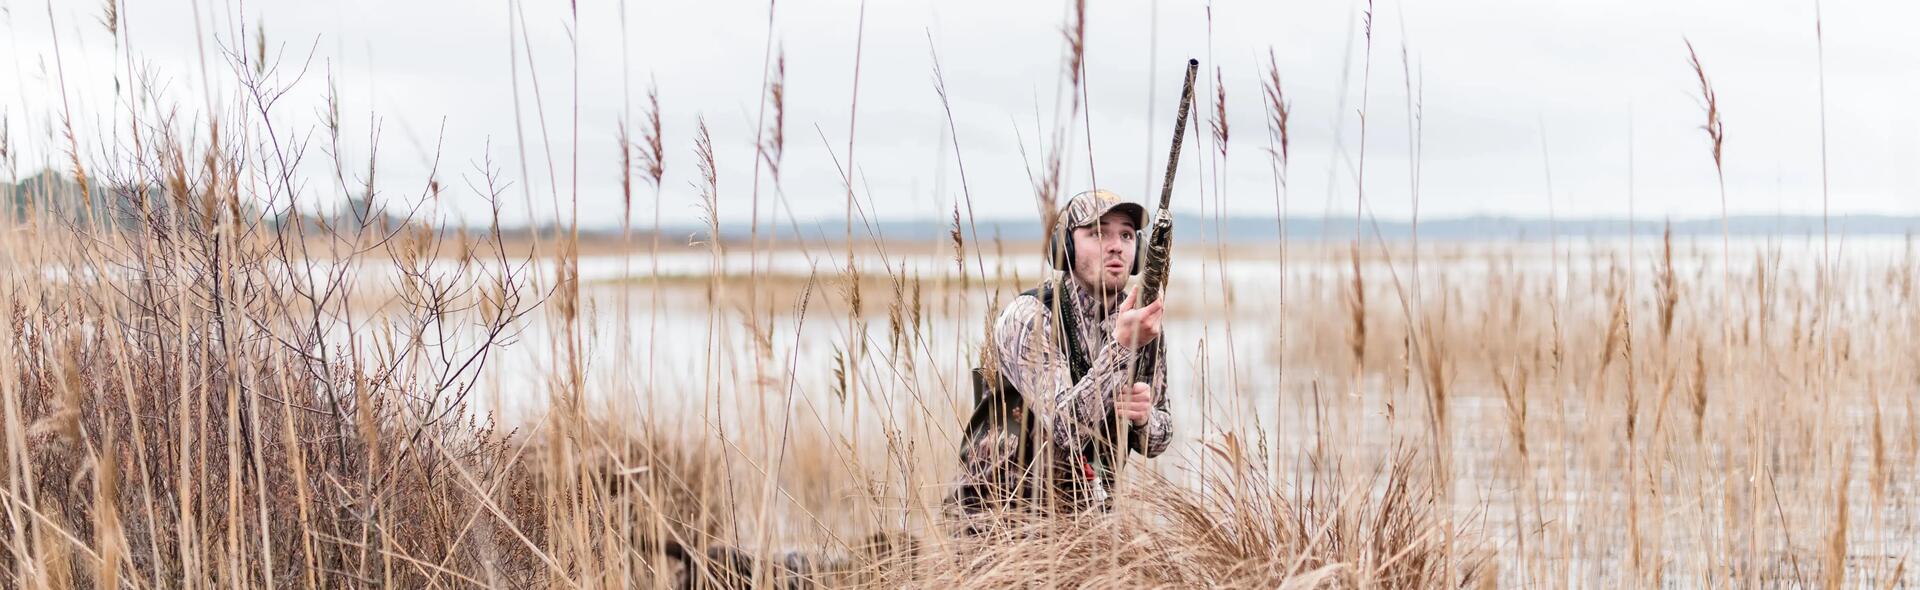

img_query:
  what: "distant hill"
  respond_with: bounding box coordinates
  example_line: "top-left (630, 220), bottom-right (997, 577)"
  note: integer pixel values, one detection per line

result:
top-left (14, 171), bottom-right (1914, 243)
top-left (1, 169), bottom-right (266, 231)
top-left (3, 169), bottom-right (126, 228)
top-left (2, 170), bottom-right (368, 234)
top-left (625, 214), bottom-right (1920, 245)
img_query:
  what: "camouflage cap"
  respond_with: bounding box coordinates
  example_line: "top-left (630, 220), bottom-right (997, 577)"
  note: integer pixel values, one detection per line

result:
top-left (1058, 189), bottom-right (1145, 230)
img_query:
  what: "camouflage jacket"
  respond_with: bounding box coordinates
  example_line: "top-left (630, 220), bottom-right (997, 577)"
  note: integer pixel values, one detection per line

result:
top-left (952, 277), bottom-right (1173, 520)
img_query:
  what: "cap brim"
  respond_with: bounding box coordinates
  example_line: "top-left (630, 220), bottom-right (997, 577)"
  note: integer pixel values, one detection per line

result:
top-left (1084, 202), bottom-right (1145, 229)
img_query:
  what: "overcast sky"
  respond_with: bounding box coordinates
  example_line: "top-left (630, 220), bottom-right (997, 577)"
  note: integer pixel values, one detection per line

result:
top-left (7, 0), bottom-right (1918, 229)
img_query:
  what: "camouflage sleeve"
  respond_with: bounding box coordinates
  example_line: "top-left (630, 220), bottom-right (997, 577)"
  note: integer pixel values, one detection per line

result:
top-left (1130, 343), bottom-right (1173, 458)
top-left (995, 296), bottom-right (1139, 454)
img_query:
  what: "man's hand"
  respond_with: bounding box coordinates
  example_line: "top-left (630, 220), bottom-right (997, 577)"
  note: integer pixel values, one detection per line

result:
top-left (1116, 382), bottom-right (1153, 426)
top-left (1113, 286), bottom-right (1164, 350)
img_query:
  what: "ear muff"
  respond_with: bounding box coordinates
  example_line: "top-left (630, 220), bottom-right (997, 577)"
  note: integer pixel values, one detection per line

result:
top-left (1131, 230), bottom-right (1143, 276)
top-left (1047, 225), bottom-right (1072, 270)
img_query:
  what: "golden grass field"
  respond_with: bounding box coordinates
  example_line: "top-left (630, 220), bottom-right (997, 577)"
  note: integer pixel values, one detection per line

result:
top-left (3, 1), bottom-right (1913, 587)
top-left (4, 214), bottom-right (1916, 588)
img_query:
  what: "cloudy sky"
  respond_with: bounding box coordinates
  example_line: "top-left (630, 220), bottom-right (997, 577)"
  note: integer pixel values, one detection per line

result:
top-left (6, 0), bottom-right (1918, 229)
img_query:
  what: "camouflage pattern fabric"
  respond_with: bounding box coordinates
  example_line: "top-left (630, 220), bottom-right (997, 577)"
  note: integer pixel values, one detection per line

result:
top-left (950, 276), bottom-right (1172, 525)
top-left (1059, 189), bottom-right (1145, 230)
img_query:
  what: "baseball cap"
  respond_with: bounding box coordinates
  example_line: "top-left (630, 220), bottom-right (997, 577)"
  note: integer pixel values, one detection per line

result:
top-left (1059, 189), bottom-right (1145, 230)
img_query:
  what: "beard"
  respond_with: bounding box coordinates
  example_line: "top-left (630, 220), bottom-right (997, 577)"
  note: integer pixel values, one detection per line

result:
top-left (1072, 258), bottom-right (1133, 297)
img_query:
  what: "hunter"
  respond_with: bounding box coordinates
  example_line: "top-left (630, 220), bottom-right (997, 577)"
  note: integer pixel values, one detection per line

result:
top-left (951, 189), bottom-right (1172, 526)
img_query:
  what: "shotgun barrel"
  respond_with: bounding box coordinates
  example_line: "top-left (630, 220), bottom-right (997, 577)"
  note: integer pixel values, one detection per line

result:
top-left (1129, 58), bottom-right (1199, 387)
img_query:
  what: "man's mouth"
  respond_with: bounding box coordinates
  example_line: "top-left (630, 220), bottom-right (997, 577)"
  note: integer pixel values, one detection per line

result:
top-left (1104, 261), bottom-right (1126, 272)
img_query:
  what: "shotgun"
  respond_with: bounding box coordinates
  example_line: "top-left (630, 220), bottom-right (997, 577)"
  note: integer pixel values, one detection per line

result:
top-left (1107, 58), bottom-right (1198, 486)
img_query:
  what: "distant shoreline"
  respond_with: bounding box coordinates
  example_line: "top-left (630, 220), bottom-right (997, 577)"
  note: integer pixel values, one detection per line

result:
top-left (576, 214), bottom-right (1920, 245)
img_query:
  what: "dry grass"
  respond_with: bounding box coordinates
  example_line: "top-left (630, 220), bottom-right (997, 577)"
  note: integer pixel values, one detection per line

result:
top-left (15, 178), bottom-right (1914, 587)
top-left (1269, 232), bottom-right (1919, 586)
top-left (0, 65), bottom-right (1489, 590)
top-left (877, 443), bottom-right (1485, 589)
top-left (6, 3), bottom-right (1916, 589)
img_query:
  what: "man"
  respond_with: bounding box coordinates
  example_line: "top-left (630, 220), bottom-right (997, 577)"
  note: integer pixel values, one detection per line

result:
top-left (951, 189), bottom-right (1172, 525)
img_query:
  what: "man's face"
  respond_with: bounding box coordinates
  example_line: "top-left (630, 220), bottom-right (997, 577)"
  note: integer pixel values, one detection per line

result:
top-left (1069, 211), bottom-right (1138, 294)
